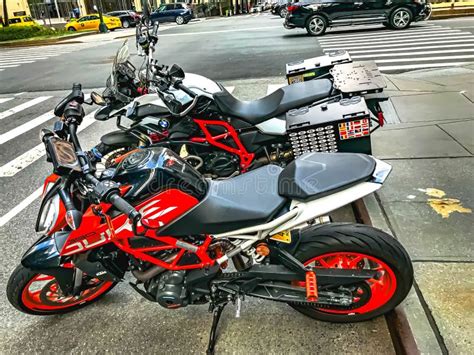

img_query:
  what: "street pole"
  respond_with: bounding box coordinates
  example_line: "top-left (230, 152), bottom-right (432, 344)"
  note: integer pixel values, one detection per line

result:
top-left (95, 1), bottom-right (108, 32)
top-left (54, 0), bottom-right (60, 20)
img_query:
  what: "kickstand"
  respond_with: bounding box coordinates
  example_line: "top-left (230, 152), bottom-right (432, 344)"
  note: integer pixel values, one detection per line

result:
top-left (206, 303), bottom-right (227, 355)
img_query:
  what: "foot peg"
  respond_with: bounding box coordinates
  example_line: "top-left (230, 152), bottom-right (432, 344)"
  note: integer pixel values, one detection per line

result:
top-left (306, 271), bottom-right (318, 302)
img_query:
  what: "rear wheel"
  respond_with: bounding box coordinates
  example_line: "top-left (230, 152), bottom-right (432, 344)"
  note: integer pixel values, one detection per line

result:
top-left (389, 7), bottom-right (412, 30)
top-left (306, 15), bottom-right (327, 36)
top-left (67, 27), bottom-right (76, 31)
top-left (279, 8), bottom-right (288, 18)
top-left (289, 223), bottom-right (413, 322)
top-left (176, 15), bottom-right (185, 25)
top-left (7, 264), bottom-right (116, 315)
top-left (122, 19), bottom-right (130, 28)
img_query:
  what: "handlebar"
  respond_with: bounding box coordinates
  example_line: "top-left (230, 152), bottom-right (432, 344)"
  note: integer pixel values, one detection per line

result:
top-left (84, 173), bottom-right (141, 222)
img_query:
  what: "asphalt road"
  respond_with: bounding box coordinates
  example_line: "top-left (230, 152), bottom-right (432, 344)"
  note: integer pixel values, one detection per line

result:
top-left (1, 14), bottom-right (473, 94)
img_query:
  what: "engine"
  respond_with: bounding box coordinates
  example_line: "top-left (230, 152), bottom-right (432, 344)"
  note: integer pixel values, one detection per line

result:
top-left (204, 152), bottom-right (239, 178)
top-left (145, 270), bottom-right (188, 309)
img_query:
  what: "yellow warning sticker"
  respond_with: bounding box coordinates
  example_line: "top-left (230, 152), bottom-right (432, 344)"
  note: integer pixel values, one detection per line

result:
top-left (270, 230), bottom-right (292, 244)
top-left (288, 75), bottom-right (304, 84)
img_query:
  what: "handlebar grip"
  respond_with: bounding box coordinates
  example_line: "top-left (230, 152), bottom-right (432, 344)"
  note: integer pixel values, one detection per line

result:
top-left (107, 193), bottom-right (141, 222)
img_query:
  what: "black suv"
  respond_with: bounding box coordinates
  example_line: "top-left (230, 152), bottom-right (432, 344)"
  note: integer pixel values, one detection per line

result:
top-left (284, 0), bottom-right (432, 36)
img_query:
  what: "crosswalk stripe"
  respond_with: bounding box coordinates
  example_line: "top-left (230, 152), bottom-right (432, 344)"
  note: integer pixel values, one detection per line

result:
top-left (0, 96), bottom-right (51, 120)
top-left (0, 60), bottom-right (36, 65)
top-left (0, 64), bottom-right (19, 68)
top-left (322, 25), bottom-right (443, 39)
top-left (0, 98), bottom-right (14, 104)
top-left (0, 57), bottom-right (47, 63)
top-left (378, 62), bottom-right (471, 71)
top-left (320, 33), bottom-right (474, 47)
top-left (226, 86), bottom-right (235, 93)
top-left (0, 186), bottom-right (43, 227)
top-left (319, 29), bottom-right (459, 43)
top-left (321, 38), bottom-right (474, 50)
top-left (0, 94), bottom-right (90, 145)
top-left (352, 49), bottom-right (474, 59)
top-left (373, 55), bottom-right (474, 63)
top-left (0, 110), bottom-right (54, 145)
top-left (0, 110), bottom-right (98, 177)
top-left (346, 43), bottom-right (474, 54)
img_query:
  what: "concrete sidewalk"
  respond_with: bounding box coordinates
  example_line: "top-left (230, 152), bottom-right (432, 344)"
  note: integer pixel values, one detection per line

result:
top-left (367, 65), bottom-right (474, 354)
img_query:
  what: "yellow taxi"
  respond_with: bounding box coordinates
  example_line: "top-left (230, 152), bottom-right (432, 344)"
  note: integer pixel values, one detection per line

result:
top-left (6, 15), bottom-right (39, 27)
top-left (65, 14), bottom-right (121, 32)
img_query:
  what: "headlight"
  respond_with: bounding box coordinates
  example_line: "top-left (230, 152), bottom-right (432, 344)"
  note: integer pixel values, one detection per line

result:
top-left (37, 194), bottom-right (60, 234)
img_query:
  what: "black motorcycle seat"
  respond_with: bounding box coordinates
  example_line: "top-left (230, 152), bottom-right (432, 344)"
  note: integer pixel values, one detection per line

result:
top-left (213, 79), bottom-right (332, 125)
top-left (100, 130), bottom-right (139, 147)
top-left (159, 165), bottom-right (287, 235)
top-left (278, 153), bottom-right (376, 201)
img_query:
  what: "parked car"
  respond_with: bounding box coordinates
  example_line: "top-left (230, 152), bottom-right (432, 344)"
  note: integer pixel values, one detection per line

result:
top-left (106, 10), bottom-right (141, 28)
top-left (6, 15), bottom-right (38, 27)
top-left (65, 14), bottom-right (122, 32)
top-left (272, 0), bottom-right (289, 18)
top-left (284, 0), bottom-right (432, 36)
top-left (150, 3), bottom-right (193, 25)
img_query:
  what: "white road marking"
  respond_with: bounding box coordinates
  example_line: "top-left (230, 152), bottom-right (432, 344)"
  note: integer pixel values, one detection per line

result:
top-left (321, 38), bottom-right (474, 50)
top-left (320, 33), bottom-right (474, 46)
top-left (0, 96), bottom-right (51, 120)
top-left (0, 60), bottom-right (35, 65)
top-left (0, 110), bottom-right (98, 177)
top-left (374, 55), bottom-right (474, 63)
top-left (14, 92), bottom-right (25, 96)
top-left (378, 62), bottom-right (471, 71)
top-left (322, 26), bottom-right (443, 39)
top-left (352, 49), bottom-right (474, 58)
top-left (0, 94), bottom-right (90, 145)
top-left (0, 110), bottom-right (54, 144)
top-left (0, 97), bottom-right (14, 104)
top-left (0, 186), bottom-right (43, 227)
top-left (346, 43), bottom-right (474, 53)
top-left (267, 84), bottom-right (285, 95)
top-left (159, 25), bottom-right (281, 37)
top-left (0, 65), bottom-right (19, 69)
top-left (319, 29), bottom-right (458, 42)
top-left (225, 86), bottom-right (235, 93)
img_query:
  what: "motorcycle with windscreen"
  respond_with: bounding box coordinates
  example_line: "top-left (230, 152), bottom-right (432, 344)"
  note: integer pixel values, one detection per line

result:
top-left (7, 84), bottom-right (413, 354)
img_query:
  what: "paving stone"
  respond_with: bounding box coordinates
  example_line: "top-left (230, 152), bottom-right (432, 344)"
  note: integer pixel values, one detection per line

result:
top-left (372, 125), bottom-right (470, 159)
top-left (387, 77), bottom-right (447, 92)
top-left (415, 262), bottom-right (474, 354)
top-left (377, 158), bottom-right (474, 260)
top-left (439, 120), bottom-right (474, 155)
top-left (390, 92), bottom-right (474, 122)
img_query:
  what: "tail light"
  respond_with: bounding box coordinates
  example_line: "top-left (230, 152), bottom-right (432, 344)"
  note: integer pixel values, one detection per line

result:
top-left (287, 5), bottom-right (298, 12)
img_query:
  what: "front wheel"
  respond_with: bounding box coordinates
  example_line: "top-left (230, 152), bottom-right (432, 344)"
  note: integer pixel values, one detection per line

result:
top-left (176, 15), bottom-right (185, 25)
top-left (7, 264), bottom-right (116, 315)
top-left (122, 20), bottom-right (130, 28)
top-left (389, 7), bottom-right (412, 30)
top-left (290, 223), bottom-right (413, 322)
top-left (306, 15), bottom-right (327, 36)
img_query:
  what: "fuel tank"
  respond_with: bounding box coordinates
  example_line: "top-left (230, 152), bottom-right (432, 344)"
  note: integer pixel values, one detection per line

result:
top-left (113, 147), bottom-right (208, 203)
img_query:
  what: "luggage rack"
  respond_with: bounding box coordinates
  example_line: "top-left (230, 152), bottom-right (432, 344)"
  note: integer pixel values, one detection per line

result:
top-left (330, 61), bottom-right (386, 96)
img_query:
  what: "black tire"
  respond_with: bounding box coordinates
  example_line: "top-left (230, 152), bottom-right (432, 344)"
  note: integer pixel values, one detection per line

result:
top-left (389, 7), bottom-right (412, 30)
top-left (306, 15), bottom-right (327, 36)
top-left (176, 15), bottom-right (185, 25)
top-left (279, 8), bottom-right (287, 18)
top-left (289, 223), bottom-right (413, 323)
top-left (122, 19), bottom-right (130, 28)
top-left (7, 264), bottom-right (117, 315)
top-left (67, 27), bottom-right (76, 31)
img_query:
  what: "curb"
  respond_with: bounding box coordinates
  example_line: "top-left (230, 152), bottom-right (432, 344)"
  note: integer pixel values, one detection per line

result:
top-left (431, 7), bottom-right (474, 18)
top-left (0, 31), bottom-right (95, 48)
top-left (353, 195), bottom-right (445, 354)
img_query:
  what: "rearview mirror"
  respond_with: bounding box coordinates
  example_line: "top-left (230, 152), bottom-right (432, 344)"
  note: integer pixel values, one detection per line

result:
top-left (91, 92), bottom-right (106, 106)
top-left (169, 64), bottom-right (185, 80)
